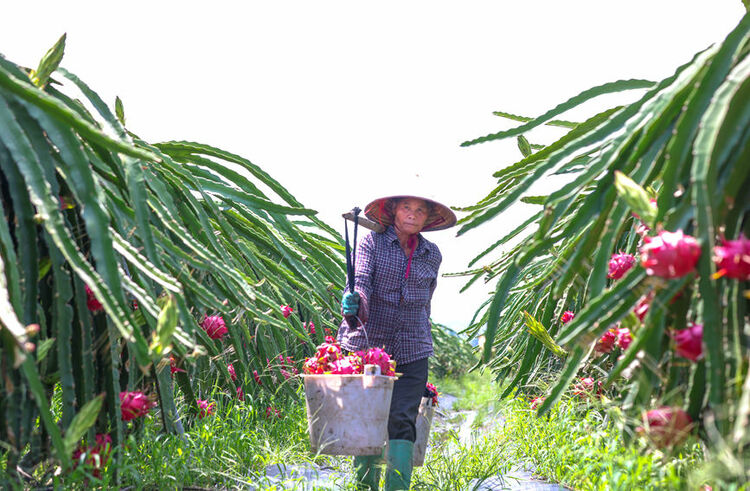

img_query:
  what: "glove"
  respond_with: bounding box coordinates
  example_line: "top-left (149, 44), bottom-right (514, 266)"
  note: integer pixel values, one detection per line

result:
top-left (341, 291), bottom-right (360, 316)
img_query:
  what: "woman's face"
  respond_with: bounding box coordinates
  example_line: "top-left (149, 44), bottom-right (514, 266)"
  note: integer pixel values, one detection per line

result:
top-left (393, 198), bottom-right (429, 235)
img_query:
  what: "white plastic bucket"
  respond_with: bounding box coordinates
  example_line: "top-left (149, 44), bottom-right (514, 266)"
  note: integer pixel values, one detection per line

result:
top-left (303, 372), bottom-right (395, 455)
top-left (413, 396), bottom-right (435, 466)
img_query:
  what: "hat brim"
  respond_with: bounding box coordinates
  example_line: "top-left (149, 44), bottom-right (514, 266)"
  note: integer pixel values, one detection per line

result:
top-left (364, 195), bottom-right (457, 232)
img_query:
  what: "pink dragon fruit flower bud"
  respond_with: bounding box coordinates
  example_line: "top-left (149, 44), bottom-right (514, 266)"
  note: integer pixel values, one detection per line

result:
top-left (637, 406), bottom-right (693, 448)
top-left (615, 327), bottom-right (632, 350)
top-left (201, 315), bottom-right (228, 340)
top-left (640, 230), bottom-right (701, 279)
top-left (560, 311), bottom-right (575, 324)
top-left (228, 363), bottom-right (237, 381)
top-left (672, 323), bottom-right (703, 361)
top-left (713, 234), bottom-right (750, 281)
top-left (253, 370), bottom-right (262, 385)
top-left (84, 284), bottom-right (104, 313)
top-left (530, 397), bottom-right (544, 410)
top-left (594, 329), bottom-right (618, 354)
top-left (119, 391), bottom-right (154, 421)
top-left (281, 304), bottom-right (293, 318)
top-left (236, 386), bottom-right (244, 401)
top-left (197, 399), bottom-right (216, 419)
top-left (607, 253), bottom-right (636, 280)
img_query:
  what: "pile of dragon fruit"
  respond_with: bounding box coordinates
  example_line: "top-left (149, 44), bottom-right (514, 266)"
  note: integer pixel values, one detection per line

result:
top-left (303, 336), bottom-right (396, 376)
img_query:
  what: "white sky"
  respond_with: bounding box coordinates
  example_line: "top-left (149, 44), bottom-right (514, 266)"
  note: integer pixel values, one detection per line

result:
top-left (1, 1), bottom-right (745, 331)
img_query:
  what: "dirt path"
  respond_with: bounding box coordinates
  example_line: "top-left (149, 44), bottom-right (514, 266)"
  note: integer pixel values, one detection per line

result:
top-left (256, 393), bottom-right (570, 490)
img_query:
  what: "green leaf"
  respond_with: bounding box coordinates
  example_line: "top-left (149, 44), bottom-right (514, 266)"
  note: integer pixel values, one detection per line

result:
top-left (613, 170), bottom-right (656, 228)
top-left (30, 33), bottom-right (66, 88)
top-left (62, 394), bottom-right (104, 456)
top-left (517, 135), bottom-right (532, 157)
top-left (151, 295), bottom-right (178, 357)
top-left (115, 96), bottom-right (125, 125)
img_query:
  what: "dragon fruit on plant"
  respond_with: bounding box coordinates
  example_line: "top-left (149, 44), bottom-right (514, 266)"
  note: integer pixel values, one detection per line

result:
top-left (607, 253), bottom-right (636, 280)
top-left (201, 315), bottom-right (228, 340)
top-left (637, 406), bottom-right (693, 448)
top-left (713, 234), bottom-right (750, 280)
top-left (640, 230), bottom-right (701, 279)
top-left (594, 328), bottom-right (618, 354)
top-left (672, 323), bottom-right (703, 361)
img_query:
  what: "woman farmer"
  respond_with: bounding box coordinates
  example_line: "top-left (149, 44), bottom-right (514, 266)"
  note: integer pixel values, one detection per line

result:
top-left (338, 194), bottom-right (456, 490)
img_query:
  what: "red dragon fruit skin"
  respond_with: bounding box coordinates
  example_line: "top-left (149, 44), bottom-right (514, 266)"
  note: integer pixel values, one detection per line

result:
top-left (594, 329), bottom-right (618, 354)
top-left (607, 253), bottom-right (636, 280)
top-left (637, 406), bottom-right (693, 448)
top-left (714, 234), bottom-right (750, 280)
top-left (673, 323), bottom-right (703, 361)
top-left (640, 230), bottom-right (701, 279)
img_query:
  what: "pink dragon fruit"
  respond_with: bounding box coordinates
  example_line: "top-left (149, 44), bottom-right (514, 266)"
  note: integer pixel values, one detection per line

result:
top-left (615, 327), bottom-right (632, 350)
top-left (425, 382), bottom-right (439, 406)
top-left (607, 253), bottom-right (636, 280)
top-left (714, 234), bottom-right (750, 280)
top-left (640, 230), bottom-right (701, 279)
top-left (84, 284), bottom-right (104, 313)
top-left (120, 391), bottom-right (154, 421)
top-left (201, 315), bottom-right (228, 340)
top-left (634, 290), bottom-right (655, 322)
top-left (673, 323), bottom-right (703, 361)
top-left (330, 357), bottom-right (357, 374)
top-left (561, 311), bottom-right (575, 324)
top-left (197, 399), bottom-right (215, 419)
top-left (594, 329), bottom-right (618, 354)
top-left (572, 377), bottom-right (602, 398)
top-left (637, 406), bottom-right (693, 448)
top-left (281, 304), bottom-right (294, 318)
top-left (228, 363), bottom-right (237, 381)
top-left (361, 347), bottom-right (396, 376)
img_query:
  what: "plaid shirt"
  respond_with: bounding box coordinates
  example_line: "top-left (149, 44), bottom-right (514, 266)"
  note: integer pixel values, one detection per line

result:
top-left (338, 225), bottom-right (442, 365)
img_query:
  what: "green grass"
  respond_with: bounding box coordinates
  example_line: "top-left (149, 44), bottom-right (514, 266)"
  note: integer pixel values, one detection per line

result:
top-left (496, 396), bottom-right (709, 490)
top-left (24, 371), bottom-right (729, 490)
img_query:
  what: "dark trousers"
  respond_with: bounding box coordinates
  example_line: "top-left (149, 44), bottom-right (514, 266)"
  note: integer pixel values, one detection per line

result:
top-left (388, 357), bottom-right (429, 441)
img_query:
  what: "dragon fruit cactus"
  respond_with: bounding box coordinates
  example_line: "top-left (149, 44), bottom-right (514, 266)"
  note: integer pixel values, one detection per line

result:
top-left (714, 234), bottom-right (750, 280)
top-left (640, 230), bottom-right (701, 279)
top-left (607, 253), bottom-right (636, 280)
top-left (637, 406), bottom-right (693, 448)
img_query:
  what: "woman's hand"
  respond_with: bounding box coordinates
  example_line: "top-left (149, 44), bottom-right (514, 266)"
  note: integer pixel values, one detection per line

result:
top-left (341, 291), bottom-right (360, 316)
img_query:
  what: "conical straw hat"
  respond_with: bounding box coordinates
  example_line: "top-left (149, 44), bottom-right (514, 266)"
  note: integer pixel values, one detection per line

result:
top-left (363, 194), bottom-right (457, 232)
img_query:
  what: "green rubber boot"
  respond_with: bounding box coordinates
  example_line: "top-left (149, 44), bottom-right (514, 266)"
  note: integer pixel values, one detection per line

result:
top-left (354, 454), bottom-right (382, 490)
top-left (384, 439), bottom-right (414, 491)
